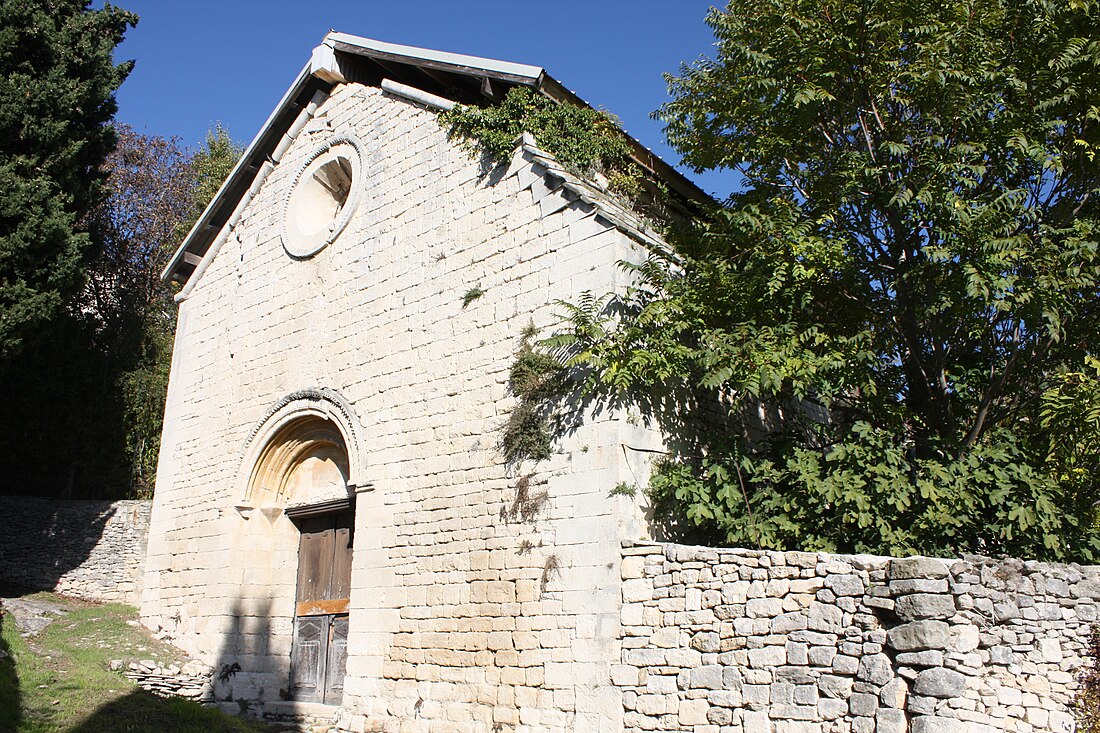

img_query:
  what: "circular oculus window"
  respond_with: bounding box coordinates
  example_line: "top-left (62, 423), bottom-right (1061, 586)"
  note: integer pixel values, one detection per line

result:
top-left (281, 136), bottom-right (365, 258)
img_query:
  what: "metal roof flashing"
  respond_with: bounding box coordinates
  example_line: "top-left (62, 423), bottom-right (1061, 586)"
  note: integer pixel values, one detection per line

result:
top-left (163, 33), bottom-right (706, 290)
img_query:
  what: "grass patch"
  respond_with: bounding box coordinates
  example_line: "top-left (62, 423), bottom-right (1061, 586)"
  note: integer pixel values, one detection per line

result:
top-left (0, 594), bottom-right (276, 733)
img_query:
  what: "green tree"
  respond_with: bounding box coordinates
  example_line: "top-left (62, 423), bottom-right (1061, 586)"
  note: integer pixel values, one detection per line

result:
top-left (541, 0), bottom-right (1100, 560)
top-left (89, 124), bottom-right (242, 496)
top-left (87, 126), bottom-right (198, 496)
top-left (0, 125), bottom-right (241, 498)
top-left (0, 0), bottom-right (136, 360)
top-left (186, 123), bottom-right (242, 230)
top-left (120, 124), bottom-right (242, 494)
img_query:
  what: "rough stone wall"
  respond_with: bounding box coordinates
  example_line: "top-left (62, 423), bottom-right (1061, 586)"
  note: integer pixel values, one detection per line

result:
top-left (0, 496), bottom-right (150, 603)
top-left (616, 543), bottom-right (1092, 733)
top-left (145, 81), bottom-right (654, 732)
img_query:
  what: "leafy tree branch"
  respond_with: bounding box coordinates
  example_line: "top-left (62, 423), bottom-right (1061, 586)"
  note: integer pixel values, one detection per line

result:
top-left (533, 0), bottom-right (1100, 560)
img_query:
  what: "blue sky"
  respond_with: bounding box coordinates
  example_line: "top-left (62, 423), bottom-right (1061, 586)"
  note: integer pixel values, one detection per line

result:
top-left (111, 0), bottom-right (737, 198)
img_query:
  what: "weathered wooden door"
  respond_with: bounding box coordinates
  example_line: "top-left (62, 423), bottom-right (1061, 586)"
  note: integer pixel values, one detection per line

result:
top-left (290, 510), bottom-right (352, 704)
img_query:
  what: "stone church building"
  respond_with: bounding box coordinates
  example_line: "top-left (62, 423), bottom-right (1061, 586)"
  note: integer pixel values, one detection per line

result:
top-left (143, 31), bottom-right (1100, 733)
top-left (143, 33), bottom-right (700, 731)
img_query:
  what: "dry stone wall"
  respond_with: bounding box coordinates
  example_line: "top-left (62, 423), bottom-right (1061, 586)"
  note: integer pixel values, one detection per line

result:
top-left (616, 542), bottom-right (1094, 733)
top-left (0, 496), bottom-right (150, 603)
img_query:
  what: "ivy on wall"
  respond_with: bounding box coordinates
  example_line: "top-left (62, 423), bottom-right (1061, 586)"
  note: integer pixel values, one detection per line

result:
top-left (500, 325), bottom-right (563, 465)
top-left (439, 86), bottom-right (645, 198)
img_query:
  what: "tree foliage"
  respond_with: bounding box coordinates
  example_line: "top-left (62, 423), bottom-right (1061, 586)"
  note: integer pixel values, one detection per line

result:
top-left (0, 125), bottom-right (242, 498)
top-left (94, 125), bottom-right (242, 496)
top-left (540, 0), bottom-right (1100, 560)
top-left (186, 124), bottom-right (241, 230)
top-left (85, 126), bottom-right (200, 495)
top-left (0, 0), bottom-right (136, 360)
top-left (108, 123), bottom-right (243, 494)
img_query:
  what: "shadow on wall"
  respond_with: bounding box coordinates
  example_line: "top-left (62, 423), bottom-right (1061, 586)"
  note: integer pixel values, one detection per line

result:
top-left (209, 598), bottom-right (282, 719)
top-left (539, 311), bottom-right (741, 544)
top-left (0, 603), bottom-right (21, 733)
top-left (0, 497), bottom-right (120, 597)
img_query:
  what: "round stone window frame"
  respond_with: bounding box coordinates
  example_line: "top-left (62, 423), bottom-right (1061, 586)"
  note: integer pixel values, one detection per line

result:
top-left (281, 135), bottom-right (366, 259)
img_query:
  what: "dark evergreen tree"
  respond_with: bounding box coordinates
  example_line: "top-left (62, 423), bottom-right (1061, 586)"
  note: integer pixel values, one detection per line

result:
top-left (0, 123), bottom-right (242, 499)
top-left (0, 0), bottom-right (136, 360)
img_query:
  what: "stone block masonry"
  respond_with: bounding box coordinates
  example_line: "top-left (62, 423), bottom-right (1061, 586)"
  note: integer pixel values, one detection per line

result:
top-left (0, 496), bottom-right (151, 604)
top-left (616, 542), bottom-right (1093, 732)
top-left (144, 81), bottom-right (654, 731)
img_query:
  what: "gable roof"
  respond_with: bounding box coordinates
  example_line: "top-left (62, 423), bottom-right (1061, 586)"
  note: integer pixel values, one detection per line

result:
top-left (164, 32), bottom-right (709, 286)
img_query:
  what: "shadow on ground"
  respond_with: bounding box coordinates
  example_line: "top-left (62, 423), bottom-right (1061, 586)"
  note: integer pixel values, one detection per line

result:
top-left (67, 688), bottom-right (279, 733)
top-left (0, 602), bottom-right (21, 733)
top-left (0, 590), bottom-right (282, 733)
top-left (66, 596), bottom-right (283, 733)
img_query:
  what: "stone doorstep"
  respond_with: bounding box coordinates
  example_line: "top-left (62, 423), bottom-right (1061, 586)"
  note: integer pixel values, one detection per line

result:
top-left (211, 701), bottom-right (342, 733)
top-left (240, 700), bottom-right (342, 722)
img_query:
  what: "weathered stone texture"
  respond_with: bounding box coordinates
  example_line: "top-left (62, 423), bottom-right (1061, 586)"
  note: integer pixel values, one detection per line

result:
top-left (0, 496), bottom-right (150, 603)
top-left (616, 543), bottom-right (1096, 733)
top-left (143, 82), bottom-right (658, 731)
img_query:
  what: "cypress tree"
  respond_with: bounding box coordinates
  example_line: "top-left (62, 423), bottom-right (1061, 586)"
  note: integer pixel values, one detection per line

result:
top-left (0, 0), bottom-right (137, 360)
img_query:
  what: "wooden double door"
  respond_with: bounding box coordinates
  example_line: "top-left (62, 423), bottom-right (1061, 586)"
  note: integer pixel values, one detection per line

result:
top-left (290, 510), bottom-right (352, 704)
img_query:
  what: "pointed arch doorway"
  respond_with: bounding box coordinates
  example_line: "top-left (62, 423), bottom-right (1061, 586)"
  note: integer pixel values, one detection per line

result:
top-left (247, 415), bottom-right (354, 705)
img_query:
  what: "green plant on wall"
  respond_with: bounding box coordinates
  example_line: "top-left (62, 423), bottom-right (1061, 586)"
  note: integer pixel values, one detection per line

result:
top-left (499, 324), bottom-right (564, 465)
top-left (439, 86), bottom-right (644, 197)
top-left (461, 285), bottom-right (485, 309)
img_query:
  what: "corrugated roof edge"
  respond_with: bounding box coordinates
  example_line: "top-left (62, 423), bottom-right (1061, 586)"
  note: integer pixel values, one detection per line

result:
top-left (163, 31), bottom-right (707, 286)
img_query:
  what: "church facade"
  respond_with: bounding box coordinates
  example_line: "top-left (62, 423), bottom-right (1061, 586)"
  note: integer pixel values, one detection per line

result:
top-left (143, 33), bottom-right (694, 732)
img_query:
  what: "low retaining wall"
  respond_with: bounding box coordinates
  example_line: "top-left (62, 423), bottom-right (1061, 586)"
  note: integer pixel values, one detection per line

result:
top-left (0, 496), bottom-right (151, 604)
top-left (617, 542), bottom-right (1093, 733)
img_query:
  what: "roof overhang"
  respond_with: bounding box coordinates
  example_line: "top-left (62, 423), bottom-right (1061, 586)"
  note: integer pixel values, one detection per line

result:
top-left (163, 32), bottom-right (710, 286)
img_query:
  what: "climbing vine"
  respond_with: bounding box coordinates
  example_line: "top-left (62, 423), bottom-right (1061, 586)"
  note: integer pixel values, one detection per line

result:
top-left (439, 86), bottom-right (644, 197)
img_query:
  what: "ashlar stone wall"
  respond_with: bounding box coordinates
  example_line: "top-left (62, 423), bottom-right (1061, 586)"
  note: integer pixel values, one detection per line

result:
top-left (616, 542), bottom-right (1093, 733)
top-left (0, 496), bottom-right (151, 603)
top-left (145, 78), bottom-right (657, 732)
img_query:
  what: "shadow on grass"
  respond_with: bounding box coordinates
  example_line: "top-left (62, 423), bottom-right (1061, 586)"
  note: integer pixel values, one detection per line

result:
top-left (0, 603), bottom-right (21, 733)
top-left (0, 593), bottom-right (282, 733)
top-left (67, 688), bottom-right (278, 733)
top-left (65, 597), bottom-right (284, 732)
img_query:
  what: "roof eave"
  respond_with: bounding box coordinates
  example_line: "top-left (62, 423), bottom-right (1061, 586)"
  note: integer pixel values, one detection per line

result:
top-left (323, 32), bottom-right (544, 85)
top-left (162, 61), bottom-right (328, 284)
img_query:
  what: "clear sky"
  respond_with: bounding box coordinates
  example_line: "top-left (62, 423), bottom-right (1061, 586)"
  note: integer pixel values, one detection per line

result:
top-left (110, 0), bottom-right (737, 199)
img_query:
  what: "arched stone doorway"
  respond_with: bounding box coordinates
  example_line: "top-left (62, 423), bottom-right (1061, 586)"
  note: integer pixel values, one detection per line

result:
top-left (246, 415), bottom-right (353, 705)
